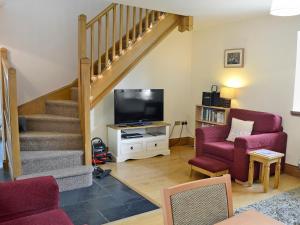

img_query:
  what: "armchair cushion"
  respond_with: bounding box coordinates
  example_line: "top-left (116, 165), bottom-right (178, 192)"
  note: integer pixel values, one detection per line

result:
top-left (226, 118), bottom-right (254, 142)
top-left (204, 141), bottom-right (234, 161)
top-left (0, 176), bottom-right (59, 223)
top-left (0, 209), bottom-right (73, 225)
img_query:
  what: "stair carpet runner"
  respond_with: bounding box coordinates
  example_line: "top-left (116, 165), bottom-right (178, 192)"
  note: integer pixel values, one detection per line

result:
top-left (17, 87), bottom-right (94, 192)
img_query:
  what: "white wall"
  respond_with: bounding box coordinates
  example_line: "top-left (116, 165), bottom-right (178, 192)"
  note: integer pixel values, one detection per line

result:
top-left (190, 15), bottom-right (300, 166)
top-left (91, 29), bottom-right (193, 143)
top-left (0, 0), bottom-right (110, 105)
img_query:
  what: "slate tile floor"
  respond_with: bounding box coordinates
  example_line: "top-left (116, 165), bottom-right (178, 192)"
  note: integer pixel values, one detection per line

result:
top-left (60, 175), bottom-right (159, 225)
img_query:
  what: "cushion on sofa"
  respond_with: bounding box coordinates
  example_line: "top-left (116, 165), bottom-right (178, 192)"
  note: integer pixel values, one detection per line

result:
top-left (204, 141), bottom-right (234, 161)
top-left (229, 108), bottom-right (282, 134)
top-left (0, 209), bottom-right (73, 225)
top-left (226, 118), bottom-right (254, 142)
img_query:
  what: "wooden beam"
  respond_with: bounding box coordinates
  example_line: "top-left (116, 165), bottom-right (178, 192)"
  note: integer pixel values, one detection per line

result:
top-left (112, 5), bottom-right (117, 59)
top-left (97, 17), bottom-right (102, 74)
top-left (119, 5), bottom-right (124, 54)
top-left (105, 12), bottom-right (110, 66)
top-left (90, 24), bottom-right (94, 76)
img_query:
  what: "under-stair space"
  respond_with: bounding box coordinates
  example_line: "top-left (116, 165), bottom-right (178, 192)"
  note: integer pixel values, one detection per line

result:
top-left (17, 87), bottom-right (94, 192)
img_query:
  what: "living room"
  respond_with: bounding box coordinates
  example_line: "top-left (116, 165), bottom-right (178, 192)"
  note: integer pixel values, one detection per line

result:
top-left (1, 0), bottom-right (300, 225)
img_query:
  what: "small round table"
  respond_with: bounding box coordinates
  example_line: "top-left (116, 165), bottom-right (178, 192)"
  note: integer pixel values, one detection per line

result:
top-left (248, 149), bottom-right (284, 193)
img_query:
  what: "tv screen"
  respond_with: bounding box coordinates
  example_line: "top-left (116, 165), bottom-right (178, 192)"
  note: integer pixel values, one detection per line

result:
top-left (114, 89), bottom-right (164, 124)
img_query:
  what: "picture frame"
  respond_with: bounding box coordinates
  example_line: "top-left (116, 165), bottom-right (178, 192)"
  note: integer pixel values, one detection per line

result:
top-left (224, 48), bottom-right (244, 68)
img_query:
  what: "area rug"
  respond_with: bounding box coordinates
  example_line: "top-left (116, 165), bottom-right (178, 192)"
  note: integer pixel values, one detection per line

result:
top-left (235, 187), bottom-right (300, 225)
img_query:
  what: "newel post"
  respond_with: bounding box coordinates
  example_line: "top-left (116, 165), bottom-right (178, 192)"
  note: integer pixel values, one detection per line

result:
top-left (80, 58), bottom-right (92, 165)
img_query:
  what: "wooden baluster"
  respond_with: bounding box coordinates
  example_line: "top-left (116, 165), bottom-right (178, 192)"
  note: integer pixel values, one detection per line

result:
top-left (119, 4), bottom-right (124, 55)
top-left (151, 10), bottom-right (155, 26)
top-left (105, 12), bottom-right (110, 67)
top-left (145, 9), bottom-right (149, 31)
top-left (139, 8), bottom-right (143, 38)
top-left (112, 4), bottom-right (117, 60)
top-left (132, 7), bottom-right (136, 42)
top-left (90, 24), bottom-right (94, 76)
top-left (97, 17), bottom-right (102, 75)
top-left (126, 6), bottom-right (130, 48)
top-left (156, 11), bottom-right (160, 20)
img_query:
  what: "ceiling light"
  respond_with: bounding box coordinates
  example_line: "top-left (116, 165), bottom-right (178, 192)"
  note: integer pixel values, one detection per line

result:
top-left (270, 0), bottom-right (300, 16)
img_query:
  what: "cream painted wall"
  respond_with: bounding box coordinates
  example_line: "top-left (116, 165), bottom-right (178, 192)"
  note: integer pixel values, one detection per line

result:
top-left (190, 15), bottom-right (300, 166)
top-left (91, 30), bottom-right (193, 142)
top-left (0, 0), bottom-right (110, 105)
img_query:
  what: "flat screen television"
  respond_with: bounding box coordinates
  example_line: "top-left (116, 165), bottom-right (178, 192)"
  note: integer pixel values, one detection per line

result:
top-left (114, 89), bottom-right (164, 125)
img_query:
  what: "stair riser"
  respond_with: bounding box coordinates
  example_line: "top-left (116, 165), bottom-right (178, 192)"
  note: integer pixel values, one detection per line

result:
top-left (71, 88), bottom-right (78, 101)
top-left (22, 154), bottom-right (83, 175)
top-left (57, 173), bottom-right (93, 192)
top-left (25, 119), bottom-right (81, 133)
top-left (20, 136), bottom-right (83, 151)
top-left (46, 103), bottom-right (79, 118)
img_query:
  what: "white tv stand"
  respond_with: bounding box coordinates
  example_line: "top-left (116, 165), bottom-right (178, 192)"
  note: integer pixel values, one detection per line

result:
top-left (107, 122), bottom-right (170, 162)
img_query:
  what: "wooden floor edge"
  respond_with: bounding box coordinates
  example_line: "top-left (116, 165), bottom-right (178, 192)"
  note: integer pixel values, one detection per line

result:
top-left (18, 79), bottom-right (78, 115)
top-left (284, 163), bottom-right (300, 178)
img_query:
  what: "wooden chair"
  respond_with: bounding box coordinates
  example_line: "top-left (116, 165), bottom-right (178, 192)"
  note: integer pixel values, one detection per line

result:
top-left (161, 174), bottom-right (233, 225)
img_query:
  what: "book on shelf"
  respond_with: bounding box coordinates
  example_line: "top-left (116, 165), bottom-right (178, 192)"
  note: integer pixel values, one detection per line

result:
top-left (201, 108), bottom-right (225, 124)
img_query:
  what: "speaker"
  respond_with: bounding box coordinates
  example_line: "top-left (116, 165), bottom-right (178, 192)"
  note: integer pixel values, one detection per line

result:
top-left (202, 92), bottom-right (212, 106)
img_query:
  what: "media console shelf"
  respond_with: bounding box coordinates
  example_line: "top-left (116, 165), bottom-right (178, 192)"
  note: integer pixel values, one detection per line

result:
top-left (107, 122), bottom-right (171, 162)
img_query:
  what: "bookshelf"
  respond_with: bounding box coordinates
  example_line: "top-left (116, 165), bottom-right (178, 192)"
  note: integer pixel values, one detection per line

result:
top-left (195, 105), bottom-right (230, 128)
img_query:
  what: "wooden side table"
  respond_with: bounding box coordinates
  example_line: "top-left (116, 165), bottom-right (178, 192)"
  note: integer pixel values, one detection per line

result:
top-left (248, 149), bottom-right (284, 192)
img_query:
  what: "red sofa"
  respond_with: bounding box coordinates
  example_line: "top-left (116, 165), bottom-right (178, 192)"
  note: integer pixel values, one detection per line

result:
top-left (0, 176), bottom-right (74, 225)
top-left (191, 108), bottom-right (287, 182)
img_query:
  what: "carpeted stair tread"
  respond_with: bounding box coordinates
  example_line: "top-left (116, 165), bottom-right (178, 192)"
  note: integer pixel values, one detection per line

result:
top-left (46, 100), bottom-right (79, 118)
top-left (20, 131), bottom-right (83, 151)
top-left (21, 150), bottom-right (84, 175)
top-left (17, 166), bottom-right (94, 192)
top-left (21, 150), bottom-right (83, 161)
top-left (20, 114), bottom-right (80, 122)
top-left (46, 99), bottom-right (78, 106)
top-left (20, 114), bottom-right (81, 133)
top-left (18, 165), bottom-right (93, 179)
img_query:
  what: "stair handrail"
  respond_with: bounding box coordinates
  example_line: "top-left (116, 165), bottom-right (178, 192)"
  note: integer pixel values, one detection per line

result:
top-left (0, 48), bottom-right (22, 179)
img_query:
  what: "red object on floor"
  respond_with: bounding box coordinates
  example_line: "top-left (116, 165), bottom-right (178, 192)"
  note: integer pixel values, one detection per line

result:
top-left (0, 176), bottom-right (73, 225)
top-left (192, 108), bottom-right (287, 182)
top-left (189, 156), bottom-right (229, 173)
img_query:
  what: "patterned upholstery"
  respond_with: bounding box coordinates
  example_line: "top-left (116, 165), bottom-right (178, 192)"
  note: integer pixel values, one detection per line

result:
top-left (170, 183), bottom-right (228, 225)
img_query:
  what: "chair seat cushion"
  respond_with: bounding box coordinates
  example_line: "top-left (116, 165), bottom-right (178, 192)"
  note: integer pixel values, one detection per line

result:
top-left (189, 156), bottom-right (229, 173)
top-left (0, 209), bottom-right (73, 225)
top-left (204, 141), bottom-right (234, 161)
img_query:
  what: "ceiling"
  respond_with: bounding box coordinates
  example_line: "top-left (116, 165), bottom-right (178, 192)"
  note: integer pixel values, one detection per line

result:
top-left (114, 0), bottom-right (273, 29)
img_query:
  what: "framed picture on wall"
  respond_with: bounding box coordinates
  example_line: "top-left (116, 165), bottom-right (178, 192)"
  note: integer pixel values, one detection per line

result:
top-left (224, 48), bottom-right (244, 68)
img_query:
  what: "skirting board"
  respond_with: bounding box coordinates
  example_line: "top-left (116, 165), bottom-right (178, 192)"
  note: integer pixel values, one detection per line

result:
top-left (284, 163), bottom-right (300, 178)
top-left (169, 137), bottom-right (194, 147)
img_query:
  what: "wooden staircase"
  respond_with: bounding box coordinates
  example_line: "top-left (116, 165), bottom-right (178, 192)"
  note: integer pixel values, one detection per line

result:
top-left (1, 3), bottom-right (192, 182)
top-left (78, 3), bottom-right (193, 167)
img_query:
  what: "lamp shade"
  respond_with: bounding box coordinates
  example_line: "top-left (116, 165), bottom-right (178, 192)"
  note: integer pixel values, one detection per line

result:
top-left (270, 0), bottom-right (300, 16)
top-left (220, 87), bottom-right (236, 99)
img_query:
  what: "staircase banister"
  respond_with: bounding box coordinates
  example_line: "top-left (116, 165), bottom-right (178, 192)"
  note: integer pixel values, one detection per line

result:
top-left (86, 3), bottom-right (116, 29)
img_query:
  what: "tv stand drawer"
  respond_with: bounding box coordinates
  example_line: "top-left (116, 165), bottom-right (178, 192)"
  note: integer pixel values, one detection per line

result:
top-left (146, 140), bottom-right (168, 151)
top-left (121, 143), bottom-right (143, 154)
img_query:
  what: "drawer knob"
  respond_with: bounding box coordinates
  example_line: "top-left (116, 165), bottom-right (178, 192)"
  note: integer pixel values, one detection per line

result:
top-left (155, 143), bottom-right (157, 147)
top-left (130, 146), bottom-right (133, 150)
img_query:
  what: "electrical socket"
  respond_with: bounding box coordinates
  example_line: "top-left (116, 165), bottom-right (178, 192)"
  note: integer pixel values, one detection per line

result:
top-left (182, 121), bottom-right (188, 125)
top-left (174, 121), bottom-right (181, 126)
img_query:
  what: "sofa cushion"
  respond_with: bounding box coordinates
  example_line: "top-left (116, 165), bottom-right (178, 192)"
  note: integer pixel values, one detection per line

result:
top-left (189, 156), bottom-right (229, 173)
top-left (226, 118), bottom-right (254, 142)
top-left (229, 108), bottom-right (282, 134)
top-left (0, 209), bottom-right (73, 225)
top-left (204, 141), bottom-right (234, 161)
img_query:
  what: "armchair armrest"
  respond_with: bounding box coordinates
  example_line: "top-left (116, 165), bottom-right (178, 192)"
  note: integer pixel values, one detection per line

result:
top-left (195, 125), bottom-right (230, 156)
top-left (0, 176), bottom-right (59, 222)
top-left (233, 132), bottom-right (287, 182)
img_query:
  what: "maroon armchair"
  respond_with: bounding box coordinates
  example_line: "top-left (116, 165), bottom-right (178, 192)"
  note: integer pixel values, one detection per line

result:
top-left (0, 176), bottom-right (73, 225)
top-left (195, 108), bottom-right (287, 182)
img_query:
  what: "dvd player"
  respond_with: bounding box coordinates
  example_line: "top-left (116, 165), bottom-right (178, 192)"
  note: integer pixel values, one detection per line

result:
top-left (121, 133), bottom-right (143, 139)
